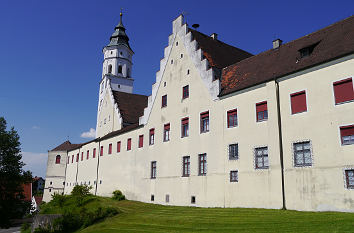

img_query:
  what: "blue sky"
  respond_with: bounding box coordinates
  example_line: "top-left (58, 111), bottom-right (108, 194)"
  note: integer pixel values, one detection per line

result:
top-left (0, 0), bottom-right (353, 177)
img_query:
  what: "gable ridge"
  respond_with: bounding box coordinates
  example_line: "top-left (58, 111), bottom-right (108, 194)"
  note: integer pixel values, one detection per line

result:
top-left (139, 15), bottom-right (219, 125)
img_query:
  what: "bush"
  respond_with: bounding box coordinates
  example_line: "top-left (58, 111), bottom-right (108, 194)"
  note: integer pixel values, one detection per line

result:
top-left (71, 184), bottom-right (92, 197)
top-left (51, 193), bottom-right (66, 208)
top-left (112, 190), bottom-right (125, 201)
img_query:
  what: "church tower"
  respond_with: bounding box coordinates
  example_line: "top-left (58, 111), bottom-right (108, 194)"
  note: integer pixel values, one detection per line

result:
top-left (96, 12), bottom-right (134, 138)
top-left (100, 11), bottom-right (134, 94)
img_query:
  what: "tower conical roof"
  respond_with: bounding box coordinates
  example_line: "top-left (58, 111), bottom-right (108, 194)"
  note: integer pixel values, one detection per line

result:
top-left (107, 12), bottom-right (132, 50)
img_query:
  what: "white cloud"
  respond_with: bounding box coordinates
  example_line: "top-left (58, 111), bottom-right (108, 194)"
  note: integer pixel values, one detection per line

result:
top-left (32, 126), bottom-right (40, 130)
top-left (80, 128), bottom-right (96, 138)
top-left (22, 151), bottom-right (47, 178)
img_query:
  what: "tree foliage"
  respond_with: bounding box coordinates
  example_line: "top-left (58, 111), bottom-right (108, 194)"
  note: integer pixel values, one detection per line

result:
top-left (0, 116), bottom-right (32, 228)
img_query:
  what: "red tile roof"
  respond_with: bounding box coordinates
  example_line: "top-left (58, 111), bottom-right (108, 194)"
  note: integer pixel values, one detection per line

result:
top-left (50, 141), bottom-right (84, 152)
top-left (190, 29), bottom-right (253, 70)
top-left (220, 15), bottom-right (354, 96)
top-left (100, 123), bottom-right (142, 141)
top-left (112, 91), bottom-right (148, 125)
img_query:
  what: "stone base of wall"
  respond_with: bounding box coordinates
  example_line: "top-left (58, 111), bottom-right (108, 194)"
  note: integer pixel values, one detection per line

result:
top-left (31, 214), bottom-right (61, 232)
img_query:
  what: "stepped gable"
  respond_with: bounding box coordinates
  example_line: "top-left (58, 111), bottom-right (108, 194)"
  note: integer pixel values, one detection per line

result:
top-left (112, 91), bottom-right (148, 125)
top-left (220, 15), bottom-right (354, 96)
top-left (189, 29), bottom-right (253, 70)
top-left (50, 140), bottom-right (84, 152)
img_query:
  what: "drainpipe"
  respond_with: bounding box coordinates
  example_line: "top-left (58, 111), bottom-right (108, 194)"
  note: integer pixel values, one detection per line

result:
top-left (275, 80), bottom-right (286, 210)
top-left (75, 148), bottom-right (80, 184)
top-left (95, 138), bottom-right (101, 195)
top-left (63, 150), bottom-right (68, 194)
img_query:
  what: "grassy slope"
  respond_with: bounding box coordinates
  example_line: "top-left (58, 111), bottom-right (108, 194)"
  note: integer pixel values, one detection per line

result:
top-left (77, 199), bottom-right (354, 233)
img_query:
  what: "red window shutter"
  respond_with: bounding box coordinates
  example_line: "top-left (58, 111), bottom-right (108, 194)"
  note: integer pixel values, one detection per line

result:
top-left (164, 123), bottom-right (170, 130)
top-left (81, 152), bottom-right (83, 161)
top-left (183, 85), bottom-right (189, 99)
top-left (162, 95), bottom-right (167, 107)
top-left (117, 141), bottom-right (121, 153)
top-left (334, 78), bottom-right (354, 104)
top-left (340, 125), bottom-right (354, 137)
top-left (127, 138), bottom-right (131, 150)
top-left (93, 148), bottom-right (96, 158)
top-left (200, 111), bottom-right (209, 118)
top-left (256, 101), bottom-right (267, 112)
top-left (109, 143), bottom-right (112, 154)
top-left (100, 146), bottom-right (103, 156)
top-left (227, 109), bottom-right (237, 128)
top-left (76, 153), bottom-right (79, 162)
top-left (56, 155), bottom-right (60, 164)
top-left (72, 155), bottom-right (74, 163)
top-left (87, 150), bottom-right (89, 160)
top-left (139, 135), bottom-right (144, 148)
top-left (182, 117), bottom-right (189, 125)
top-left (291, 91), bottom-right (307, 114)
top-left (150, 128), bottom-right (155, 134)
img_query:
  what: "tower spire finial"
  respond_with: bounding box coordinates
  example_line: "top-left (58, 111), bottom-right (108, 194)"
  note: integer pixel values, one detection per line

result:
top-left (120, 8), bottom-right (123, 21)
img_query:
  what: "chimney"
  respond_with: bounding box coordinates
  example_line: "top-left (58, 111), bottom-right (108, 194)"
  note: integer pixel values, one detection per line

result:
top-left (210, 33), bottom-right (218, 40)
top-left (272, 39), bottom-right (283, 49)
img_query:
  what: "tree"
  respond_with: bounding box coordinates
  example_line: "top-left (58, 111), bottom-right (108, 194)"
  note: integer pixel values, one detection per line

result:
top-left (0, 117), bottom-right (32, 228)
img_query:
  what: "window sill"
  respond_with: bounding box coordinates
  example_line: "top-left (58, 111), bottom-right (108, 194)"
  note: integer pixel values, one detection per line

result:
top-left (342, 142), bottom-right (354, 146)
top-left (181, 136), bottom-right (189, 138)
top-left (256, 119), bottom-right (268, 123)
top-left (229, 158), bottom-right (239, 161)
top-left (182, 175), bottom-right (190, 177)
top-left (294, 164), bottom-right (312, 168)
top-left (150, 177), bottom-right (156, 180)
top-left (200, 130), bottom-right (209, 134)
top-left (291, 110), bottom-right (307, 115)
top-left (255, 167), bottom-right (269, 170)
top-left (198, 174), bottom-right (206, 176)
top-left (227, 125), bottom-right (238, 129)
top-left (335, 99), bottom-right (354, 105)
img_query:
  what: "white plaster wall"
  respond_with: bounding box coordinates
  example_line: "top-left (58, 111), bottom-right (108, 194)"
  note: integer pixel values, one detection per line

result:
top-left (279, 54), bottom-right (354, 212)
top-left (43, 151), bottom-right (67, 202)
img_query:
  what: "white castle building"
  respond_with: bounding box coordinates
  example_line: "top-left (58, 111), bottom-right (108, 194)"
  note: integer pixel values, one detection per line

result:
top-left (43, 13), bottom-right (354, 212)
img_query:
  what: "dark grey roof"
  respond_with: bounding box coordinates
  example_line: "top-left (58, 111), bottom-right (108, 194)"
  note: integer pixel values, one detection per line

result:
top-left (107, 13), bottom-right (132, 50)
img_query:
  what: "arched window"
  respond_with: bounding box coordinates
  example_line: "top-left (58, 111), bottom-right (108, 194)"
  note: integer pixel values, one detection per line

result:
top-left (108, 65), bottom-right (112, 74)
top-left (118, 65), bottom-right (122, 74)
top-left (55, 155), bottom-right (61, 164)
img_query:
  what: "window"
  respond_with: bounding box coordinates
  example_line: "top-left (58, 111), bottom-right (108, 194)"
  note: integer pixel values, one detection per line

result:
top-left (198, 154), bottom-right (207, 176)
top-left (187, 69), bottom-right (190, 75)
top-left (108, 64), bottom-right (112, 74)
top-left (182, 85), bottom-right (189, 99)
top-left (117, 141), bottom-right (121, 152)
top-left (181, 54), bottom-right (183, 58)
top-left (229, 144), bottom-right (238, 160)
top-left (227, 109), bottom-right (238, 128)
top-left (293, 141), bottom-right (312, 167)
top-left (87, 150), bottom-right (89, 160)
top-left (345, 170), bottom-right (354, 189)
top-left (182, 156), bottom-right (190, 177)
top-left (151, 195), bottom-right (154, 201)
top-left (149, 128), bottom-right (155, 145)
top-left (165, 194), bottom-right (169, 203)
top-left (200, 111), bottom-right (209, 133)
top-left (291, 91), bottom-right (307, 114)
top-left (139, 135), bottom-right (144, 148)
top-left (161, 95), bottom-right (167, 107)
top-left (181, 117), bottom-right (189, 137)
top-left (333, 78), bottom-right (354, 104)
top-left (230, 170), bottom-right (238, 182)
top-left (176, 41), bottom-right (178, 46)
top-left (100, 146), bottom-right (103, 156)
top-left (164, 123), bottom-right (170, 142)
top-left (171, 59), bottom-right (173, 64)
top-left (72, 155), bottom-right (74, 163)
top-left (81, 152), bottom-right (83, 161)
top-left (255, 147), bottom-right (269, 169)
top-left (256, 101), bottom-right (268, 122)
top-left (55, 155), bottom-right (61, 164)
top-left (118, 65), bottom-right (122, 74)
top-left (191, 196), bottom-right (196, 204)
top-left (76, 153), bottom-right (79, 162)
top-left (340, 125), bottom-right (354, 145)
top-left (108, 143), bottom-right (112, 154)
top-left (127, 138), bottom-right (132, 151)
top-left (151, 161), bottom-right (156, 179)
top-left (93, 148), bottom-right (96, 158)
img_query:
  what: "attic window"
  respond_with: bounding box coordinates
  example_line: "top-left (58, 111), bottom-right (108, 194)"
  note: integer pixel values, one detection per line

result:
top-left (176, 41), bottom-right (178, 46)
top-left (181, 54), bottom-right (183, 58)
top-left (299, 42), bottom-right (319, 58)
top-left (118, 65), bottom-right (122, 74)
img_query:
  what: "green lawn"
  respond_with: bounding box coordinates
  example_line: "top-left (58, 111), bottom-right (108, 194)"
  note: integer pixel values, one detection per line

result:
top-left (76, 199), bottom-right (354, 233)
